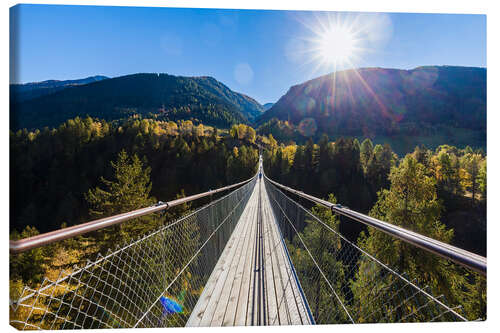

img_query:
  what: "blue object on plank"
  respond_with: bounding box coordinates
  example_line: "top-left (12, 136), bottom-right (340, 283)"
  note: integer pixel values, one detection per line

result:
top-left (160, 296), bottom-right (183, 315)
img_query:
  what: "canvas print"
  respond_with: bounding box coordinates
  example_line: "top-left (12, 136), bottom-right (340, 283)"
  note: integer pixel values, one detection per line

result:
top-left (9, 3), bottom-right (486, 329)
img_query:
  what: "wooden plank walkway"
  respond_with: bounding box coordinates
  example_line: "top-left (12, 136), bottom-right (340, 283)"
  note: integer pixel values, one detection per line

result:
top-left (186, 170), bottom-right (312, 327)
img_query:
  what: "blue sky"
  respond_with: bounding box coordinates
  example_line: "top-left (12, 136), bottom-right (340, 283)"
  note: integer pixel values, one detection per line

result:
top-left (10, 4), bottom-right (486, 104)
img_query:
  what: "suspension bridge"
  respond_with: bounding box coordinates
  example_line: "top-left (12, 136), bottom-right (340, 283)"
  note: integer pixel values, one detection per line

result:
top-left (9, 156), bottom-right (486, 329)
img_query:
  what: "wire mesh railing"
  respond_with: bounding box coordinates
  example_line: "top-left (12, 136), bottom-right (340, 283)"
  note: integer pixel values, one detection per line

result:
top-left (10, 177), bottom-right (256, 330)
top-left (264, 177), bottom-right (483, 324)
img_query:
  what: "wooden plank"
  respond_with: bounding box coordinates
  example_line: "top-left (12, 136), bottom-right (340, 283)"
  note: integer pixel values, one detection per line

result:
top-left (186, 219), bottom-right (240, 326)
top-left (232, 187), bottom-right (259, 326)
top-left (261, 184), bottom-right (279, 325)
top-left (198, 186), bottom-right (259, 326)
top-left (262, 184), bottom-right (309, 325)
top-left (187, 174), bottom-right (312, 327)
top-left (186, 184), bottom-right (258, 326)
top-left (210, 188), bottom-right (256, 326)
top-left (262, 187), bottom-right (291, 324)
top-left (186, 233), bottom-right (231, 325)
top-left (222, 188), bottom-right (258, 326)
top-left (245, 184), bottom-right (259, 326)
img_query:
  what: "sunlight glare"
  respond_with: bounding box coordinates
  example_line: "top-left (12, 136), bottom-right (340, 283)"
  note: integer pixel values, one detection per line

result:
top-left (318, 26), bottom-right (356, 64)
top-left (295, 12), bottom-right (393, 74)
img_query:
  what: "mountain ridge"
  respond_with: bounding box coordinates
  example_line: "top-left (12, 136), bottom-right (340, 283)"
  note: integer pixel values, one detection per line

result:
top-left (11, 73), bottom-right (264, 130)
top-left (11, 66), bottom-right (486, 154)
top-left (10, 75), bottom-right (109, 103)
top-left (257, 65), bottom-right (486, 152)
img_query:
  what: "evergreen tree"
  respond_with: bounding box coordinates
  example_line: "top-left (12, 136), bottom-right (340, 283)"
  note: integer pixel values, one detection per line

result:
top-left (354, 156), bottom-right (477, 319)
top-left (85, 150), bottom-right (159, 252)
top-left (288, 194), bottom-right (349, 323)
top-left (366, 143), bottom-right (393, 192)
top-left (360, 138), bottom-right (374, 174)
top-left (10, 226), bottom-right (45, 284)
top-left (478, 159), bottom-right (486, 200)
top-left (462, 153), bottom-right (482, 204)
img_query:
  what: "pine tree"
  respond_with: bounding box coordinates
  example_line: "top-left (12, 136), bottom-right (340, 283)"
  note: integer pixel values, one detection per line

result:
top-left (353, 156), bottom-right (477, 320)
top-left (85, 150), bottom-right (159, 252)
top-left (462, 153), bottom-right (482, 204)
top-left (10, 226), bottom-right (45, 284)
top-left (478, 159), bottom-right (486, 200)
top-left (360, 138), bottom-right (374, 174)
top-left (287, 194), bottom-right (349, 323)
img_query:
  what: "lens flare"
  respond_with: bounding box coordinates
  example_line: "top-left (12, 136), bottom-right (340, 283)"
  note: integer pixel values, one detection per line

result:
top-left (307, 14), bottom-right (364, 71)
top-left (289, 12), bottom-right (393, 75)
top-left (317, 25), bottom-right (356, 65)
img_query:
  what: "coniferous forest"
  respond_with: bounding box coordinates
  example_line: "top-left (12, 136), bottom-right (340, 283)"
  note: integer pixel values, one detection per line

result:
top-left (10, 116), bottom-right (261, 302)
top-left (262, 135), bottom-right (486, 321)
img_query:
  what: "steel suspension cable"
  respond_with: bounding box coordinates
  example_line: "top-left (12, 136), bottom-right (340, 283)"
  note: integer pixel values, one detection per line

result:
top-left (264, 174), bottom-right (486, 276)
top-left (264, 176), bottom-right (470, 323)
top-left (10, 177), bottom-right (255, 254)
top-left (265, 181), bottom-right (355, 323)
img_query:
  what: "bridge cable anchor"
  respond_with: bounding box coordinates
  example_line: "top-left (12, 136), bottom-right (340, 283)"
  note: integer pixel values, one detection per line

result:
top-left (155, 201), bottom-right (169, 218)
top-left (331, 204), bottom-right (344, 216)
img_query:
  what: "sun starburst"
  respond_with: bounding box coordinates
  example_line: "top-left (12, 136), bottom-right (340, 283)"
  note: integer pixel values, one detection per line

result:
top-left (313, 22), bottom-right (360, 68)
top-left (304, 13), bottom-right (366, 72)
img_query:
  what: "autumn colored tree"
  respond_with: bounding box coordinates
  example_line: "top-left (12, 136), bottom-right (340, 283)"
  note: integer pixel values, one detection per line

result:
top-left (478, 158), bottom-right (486, 200)
top-left (462, 153), bottom-right (482, 203)
top-left (10, 226), bottom-right (45, 284)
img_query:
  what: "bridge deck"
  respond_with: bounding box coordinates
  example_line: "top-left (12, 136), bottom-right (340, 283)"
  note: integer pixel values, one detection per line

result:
top-left (186, 176), bottom-right (312, 326)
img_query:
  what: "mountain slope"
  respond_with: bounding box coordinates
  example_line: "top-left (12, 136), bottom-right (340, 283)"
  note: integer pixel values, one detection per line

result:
top-left (258, 66), bottom-right (486, 151)
top-left (10, 75), bottom-right (109, 103)
top-left (195, 76), bottom-right (264, 120)
top-left (263, 103), bottom-right (274, 111)
top-left (11, 73), bottom-right (264, 130)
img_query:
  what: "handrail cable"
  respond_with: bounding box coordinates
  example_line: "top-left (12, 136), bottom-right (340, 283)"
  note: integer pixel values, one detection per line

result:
top-left (266, 182), bottom-right (355, 323)
top-left (265, 178), bottom-right (467, 322)
top-left (12, 176), bottom-right (256, 307)
top-left (264, 175), bottom-right (486, 276)
top-left (10, 176), bottom-right (255, 254)
top-left (10, 175), bottom-right (257, 329)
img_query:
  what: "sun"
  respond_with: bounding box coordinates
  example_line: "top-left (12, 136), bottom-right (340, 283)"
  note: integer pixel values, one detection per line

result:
top-left (290, 13), bottom-right (392, 75)
top-left (317, 26), bottom-right (356, 65)
top-left (297, 13), bottom-right (372, 72)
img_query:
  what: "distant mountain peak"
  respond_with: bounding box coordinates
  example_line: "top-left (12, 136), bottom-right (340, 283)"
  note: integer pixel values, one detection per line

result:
top-left (10, 75), bottom-right (109, 103)
top-left (263, 103), bottom-right (274, 111)
top-left (15, 75), bottom-right (109, 86)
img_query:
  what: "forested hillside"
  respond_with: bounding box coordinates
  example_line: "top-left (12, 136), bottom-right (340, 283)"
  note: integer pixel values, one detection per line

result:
top-left (263, 135), bottom-right (486, 256)
top-left (263, 102), bottom-right (274, 110)
top-left (10, 75), bottom-right (108, 102)
top-left (10, 117), bottom-right (259, 235)
top-left (11, 73), bottom-right (264, 130)
top-left (258, 66), bottom-right (486, 154)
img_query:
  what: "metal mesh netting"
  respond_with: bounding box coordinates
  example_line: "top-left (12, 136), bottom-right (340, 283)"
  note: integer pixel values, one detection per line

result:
top-left (10, 177), bottom-right (256, 330)
top-left (264, 178), bottom-right (473, 324)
